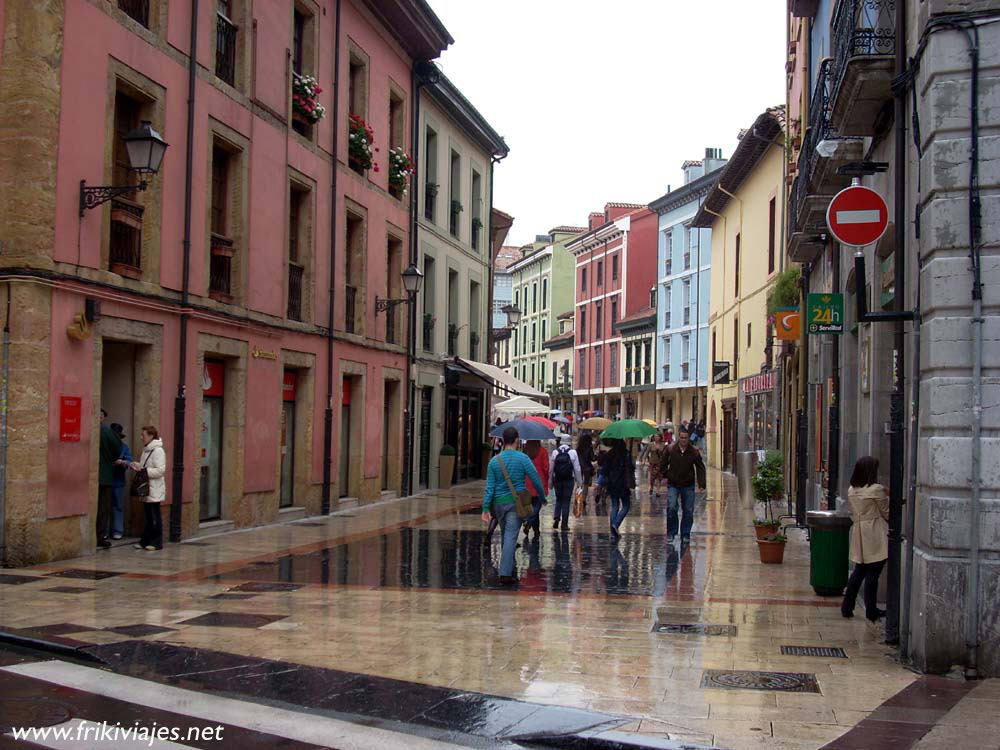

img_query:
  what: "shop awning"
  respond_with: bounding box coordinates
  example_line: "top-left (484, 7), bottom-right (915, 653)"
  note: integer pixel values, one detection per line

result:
top-left (453, 357), bottom-right (548, 399)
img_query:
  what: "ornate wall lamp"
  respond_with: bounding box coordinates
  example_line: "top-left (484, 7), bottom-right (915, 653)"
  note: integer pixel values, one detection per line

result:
top-left (79, 121), bottom-right (168, 216)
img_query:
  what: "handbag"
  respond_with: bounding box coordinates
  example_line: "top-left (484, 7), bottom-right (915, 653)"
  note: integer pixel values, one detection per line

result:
top-left (131, 451), bottom-right (153, 498)
top-left (497, 455), bottom-right (534, 520)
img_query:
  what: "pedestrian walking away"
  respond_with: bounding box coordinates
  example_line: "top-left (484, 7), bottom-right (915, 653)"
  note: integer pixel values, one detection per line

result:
top-left (482, 427), bottom-right (545, 584)
top-left (660, 426), bottom-right (706, 544)
top-left (523, 439), bottom-right (549, 538)
top-left (109, 423), bottom-right (133, 540)
top-left (646, 433), bottom-right (665, 495)
top-left (603, 438), bottom-right (635, 541)
top-left (97, 409), bottom-right (123, 549)
top-left (549, 438), bottom-right (583, 530)
top-left (576, 432), bottom-right (596, 499)
top-left (841, 456), bottom-right (889, 622)
top-left (130, 425), bottom-right (167, 551)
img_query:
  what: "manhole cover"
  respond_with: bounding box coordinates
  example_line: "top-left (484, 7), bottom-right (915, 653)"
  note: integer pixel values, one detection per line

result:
top-left (0, 698), bottom-right (75, 732)
top-left (701, 669), bottom-right (820, 693)
top-left (652, 623), bottom-right (737, 637)
top-left (781, 645), bottom-right (847, 658)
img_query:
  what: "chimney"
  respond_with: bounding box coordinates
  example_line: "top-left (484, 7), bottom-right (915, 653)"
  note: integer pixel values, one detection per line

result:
top-left (588, 212), bottom-right (604, 231)
top-left (704, 147), bottom-right (727, 174)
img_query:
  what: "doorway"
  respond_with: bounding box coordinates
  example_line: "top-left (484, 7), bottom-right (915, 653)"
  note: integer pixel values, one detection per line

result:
top-left (722, 402), bottom-right (735, 472)
top-left (200, 360), bottom-right (225, 521)
top-left (100, 341), bottom-right (139, 537)
top-left (445, 387), bottom-right (484, 482)
top-left (381, 382), bottom-right (391, 491)
top-left (419, 386), bottom-right (433, 489)
top-left (339, 376), bottom-right (352, 498)
top-left (280, 370), bottom-right (297, 508)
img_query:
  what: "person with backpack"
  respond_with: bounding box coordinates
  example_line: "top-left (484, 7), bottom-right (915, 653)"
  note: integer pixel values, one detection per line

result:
top-left (549, 437), bottom-right (583, 530)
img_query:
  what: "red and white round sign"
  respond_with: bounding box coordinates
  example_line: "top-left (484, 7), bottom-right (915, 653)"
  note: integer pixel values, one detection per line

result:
top-left (826, 185), bottom-right (889, 247)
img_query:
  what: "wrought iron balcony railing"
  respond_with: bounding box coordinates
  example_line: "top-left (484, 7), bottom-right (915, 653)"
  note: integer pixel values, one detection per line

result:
top-left (216, 13), bottom-right (238, 86)
top-left (209, 234), bottom-right (234, 301)
top-left (800, 58), bottom-right (836, 190)
top-left (287, 262), bottom-right (303, 321)
top-left (832, 0), bottom-right (896, 99)
top-left (118, 0), bottom-right (150, 27)
top-left (109, 198), bottom-right (143, 276)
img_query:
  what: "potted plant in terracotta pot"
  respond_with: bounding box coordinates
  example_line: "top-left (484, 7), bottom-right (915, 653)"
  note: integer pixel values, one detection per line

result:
top-left (751, 451), bottom-right (784, 544)
top-left (758, 532), bottom-right (787, 564)
top-left (439, 444), bottom-right (456, 490)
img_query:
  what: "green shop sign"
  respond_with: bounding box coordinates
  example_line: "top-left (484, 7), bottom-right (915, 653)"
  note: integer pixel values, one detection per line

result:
top-left (807, 293), bottom-right (844, 334)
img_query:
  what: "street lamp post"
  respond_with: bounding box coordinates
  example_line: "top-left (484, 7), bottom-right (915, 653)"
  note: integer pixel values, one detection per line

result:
top-left (376, 263), bottom-right (424, 497)
top-left (80, 121), bottom-right (168, 215)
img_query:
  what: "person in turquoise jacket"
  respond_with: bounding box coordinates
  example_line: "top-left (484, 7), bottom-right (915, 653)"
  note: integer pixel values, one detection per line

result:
top-left (482, 426), bottom-right (544, 584)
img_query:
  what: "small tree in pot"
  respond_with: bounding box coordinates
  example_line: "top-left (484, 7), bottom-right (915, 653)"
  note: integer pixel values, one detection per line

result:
top-left (439, 444), bottom-right (456, 490)
top-left (752, 451), bottom-right (784, 542)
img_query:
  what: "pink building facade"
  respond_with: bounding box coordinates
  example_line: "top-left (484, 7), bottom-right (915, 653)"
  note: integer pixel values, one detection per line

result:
top-left (0, 0), bottom-right (451, 564)
top-left (569, 204), bottom-right (657, 418)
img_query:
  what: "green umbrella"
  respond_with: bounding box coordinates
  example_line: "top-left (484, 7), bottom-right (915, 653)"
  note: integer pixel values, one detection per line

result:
top-left (600, 419), bottom-right (658, 440)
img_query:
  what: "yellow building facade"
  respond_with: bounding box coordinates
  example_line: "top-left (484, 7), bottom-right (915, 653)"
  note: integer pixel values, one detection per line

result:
top-left (693, 108), bottom-right (785, 470)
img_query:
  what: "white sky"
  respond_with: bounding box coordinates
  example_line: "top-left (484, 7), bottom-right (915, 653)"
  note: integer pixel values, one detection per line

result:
top-left (428, 0), bottom-right (787, 247)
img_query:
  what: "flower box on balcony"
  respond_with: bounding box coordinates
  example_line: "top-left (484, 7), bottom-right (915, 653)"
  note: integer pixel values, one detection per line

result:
top-left (110, 262), bottom-right (142, 280)
top-left (292, 73), bottom-right (326, 124)
top-left (348, 114), bottom-right (377, 173)
top-left (211, 234), bottom-right (235, 257)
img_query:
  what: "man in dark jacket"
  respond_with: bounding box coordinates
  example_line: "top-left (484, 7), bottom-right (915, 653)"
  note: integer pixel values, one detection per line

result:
top-left (97, 411), bottom-right (123, 549)
top-left (659, 426), bottom-right (706, 544)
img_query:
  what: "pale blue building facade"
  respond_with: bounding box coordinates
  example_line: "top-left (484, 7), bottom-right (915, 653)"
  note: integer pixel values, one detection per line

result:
top-left (650, 150), bottom-right (726, 426)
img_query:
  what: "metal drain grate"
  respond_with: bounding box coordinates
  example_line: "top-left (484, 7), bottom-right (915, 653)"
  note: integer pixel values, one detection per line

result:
top-left (781, 645), bottom-right (847, 658)
top-left (701, 669), bottom-right (821, 693)
top-left (652, 622), bottom-right (737, 637)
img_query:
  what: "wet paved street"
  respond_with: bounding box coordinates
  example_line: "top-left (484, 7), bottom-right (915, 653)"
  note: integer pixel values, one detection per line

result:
top-left (2, 469), bottom-right (996, 749)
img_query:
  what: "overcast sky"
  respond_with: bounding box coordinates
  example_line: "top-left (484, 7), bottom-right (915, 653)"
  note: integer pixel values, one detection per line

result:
top-left (428, 1), bottom-right (787, 247)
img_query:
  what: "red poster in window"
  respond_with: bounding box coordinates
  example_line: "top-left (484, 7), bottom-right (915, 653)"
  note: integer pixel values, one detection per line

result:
top-left (203, 361), bottom-right (225, 397)
top-left (59, 396), bottom-right (82, 442)
top-left (283, 371), bottom-right (297, 402)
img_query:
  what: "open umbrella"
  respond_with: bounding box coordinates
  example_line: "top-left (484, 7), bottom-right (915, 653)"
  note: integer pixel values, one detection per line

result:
top-left (579, 416), bottom-right (612, 431)
top-left (524, 415), bottom-right (558, 429)
top-left (642, 419), bottom-right (658, 427)
top-left (600, 419), bottom-right (658, 440)
top-left (551, 415), bottom-right (571, 425)
top-left (489, 419), bottom-right (556, 441)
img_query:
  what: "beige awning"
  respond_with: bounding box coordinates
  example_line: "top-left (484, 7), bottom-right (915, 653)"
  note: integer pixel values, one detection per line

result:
top-left (453, 357), bottom-right (548, 399)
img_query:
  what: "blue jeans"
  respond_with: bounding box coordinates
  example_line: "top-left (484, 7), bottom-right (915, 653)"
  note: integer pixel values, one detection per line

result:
top-left (495, 501), bottom-right (520, 577)
top-left (525, 496), bottom-right (543, 529)
top-left (111, 484), bottom-right (126, 537)
top-left (609, 491), bottom-right (631, 530)
top-left (553, 480), bottom-right (574, 525)
top-left (667, 483), bottom-right (697, 538)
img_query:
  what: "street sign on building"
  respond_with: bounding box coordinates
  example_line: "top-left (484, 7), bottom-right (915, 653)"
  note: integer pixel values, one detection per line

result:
top-left (775, 307), bottom-right (801, 341)
top-left (743, 371), bottom-right (776, 395)
top-left (807, 293), bottom-right (844, 334)
top-left (826, 185), bottom-right (889, 247)
top-left (712, 361), bottom-right (731, 385)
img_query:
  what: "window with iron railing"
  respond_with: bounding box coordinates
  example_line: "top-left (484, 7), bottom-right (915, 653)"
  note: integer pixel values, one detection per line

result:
top-left (345, 285), bottom-right (357, 334)
top-left (831, 0), bottom-right (896, 102)
top-left (118, 0), bottom-right (150, 27)
top-left (287, 262), bottom-right (303, 321)
top-left (209, 234), bottom-right (234, 302)
top-left (109, 198), bottom-right (143, 278)
top-left (216, 12), bottom-right (237, 87)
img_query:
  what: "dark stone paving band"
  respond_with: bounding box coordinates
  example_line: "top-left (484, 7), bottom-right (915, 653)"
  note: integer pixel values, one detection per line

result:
top-left (84, 640), bottom-right (625, 742)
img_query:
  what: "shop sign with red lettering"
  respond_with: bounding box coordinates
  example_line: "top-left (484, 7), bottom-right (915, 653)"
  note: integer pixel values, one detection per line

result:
top-left (59, 396), bottom-right (82, 441)
top-left (743, 371), bottom-right (775, 395)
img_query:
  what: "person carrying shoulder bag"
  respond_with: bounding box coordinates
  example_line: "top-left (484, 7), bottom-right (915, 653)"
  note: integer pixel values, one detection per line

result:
top-left (130, 425), bottom-right (167, 551)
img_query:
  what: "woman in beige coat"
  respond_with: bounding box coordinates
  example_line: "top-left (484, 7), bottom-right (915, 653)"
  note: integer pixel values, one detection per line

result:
top-left (130, 425), bottom-right (167, 551)
top-left (841, 456), bottom-right (889, 621)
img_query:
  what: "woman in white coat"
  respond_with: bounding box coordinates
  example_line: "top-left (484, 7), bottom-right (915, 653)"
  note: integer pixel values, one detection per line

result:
top-left (841, 456), bottom-right (889, 621)
top-left (130, 425), bottom-right (167, 551)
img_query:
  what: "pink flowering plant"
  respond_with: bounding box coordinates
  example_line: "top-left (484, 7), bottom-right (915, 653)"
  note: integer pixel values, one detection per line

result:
top-left (292, 73), bottom-right (326, 123)
top-left (388, 147), bottom-right (415, 196)
top-left (348, 114), bottom-right (378, 172)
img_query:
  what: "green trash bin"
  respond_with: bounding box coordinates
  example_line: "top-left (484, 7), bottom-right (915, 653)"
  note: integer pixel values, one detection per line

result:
top-left (806, 510), bottom-right (852, 596)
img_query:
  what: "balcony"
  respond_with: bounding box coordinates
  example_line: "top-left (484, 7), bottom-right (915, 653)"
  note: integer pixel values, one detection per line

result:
top-left (109, 198), bottom-right (143, 279)
top-left (829, 0), bottom-right (896, 135)
top-left (287, 262), bottom-right (303, 321)
top-left (787, 58), bottom-right (863, 262)
top-left (118, 0), bottom-right (149, 26)
top-left (216, 12), bottom-right (237, 87)
top-left (209, 235), bottom-right (234, 303)
top-left (345, 285), bottom-right (357, 334)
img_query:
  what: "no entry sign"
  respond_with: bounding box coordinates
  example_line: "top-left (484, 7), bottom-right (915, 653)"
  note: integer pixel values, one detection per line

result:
top-left (826, 185), bottom-right (888, 247)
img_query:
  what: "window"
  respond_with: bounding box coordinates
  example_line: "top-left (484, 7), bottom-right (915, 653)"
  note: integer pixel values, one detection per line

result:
top-left (449, 150), bottom-right (461, 237)
top-left (118, 0), bottom-right (150, 27)
top-left (578, 350), bottom-right (586, 388)
top-left (292, 9), bottom-right (306, 75)
top-left (625, 344), bottom-right (632, 386)
top-left (611, 296), bottom-right (618, 325)
top-left (348, 54), bottom-right (367, 120)
top-left (579, 309), bottom-right (587, 343)
top-left (663, 283), bottom-right (672, 328)
top-left (612, 254), bottom-right (619, 281)
top-left (581, 267), bottom-right (587, 293)
top-left (552, 362), bottom-right (557, 387)
top-left (734, 232), bottom-right (741, 297)
top-left (344, 209), bottom-right (365, 334)
top-left (595, 346), bottom-right (603, 384)
top-left (422, 255), bottom-right (435, 352)
top-left (597, 260), bottom-right (603, 286)
top-left (514, 288), bottom-right (519, 310)
top-left (287, 183), bottom-right (310, 321)
top-left (388, 91), bottom-right (405, 197)
top-left (522, 325), bottom-right (527, 354)
top-left (644, 342), bottom-right (652, 383)
top-left (470, 170), bottom-right (482, 249)
top-left (424, 127), bottom-right (437, 221)
top-left (531, 322), bottom-right (536, 353)
top-left (531, 363), bottom-right (536, 386)
top-left (747, 322), bottom-right (752, 349)
top-left (768, 197), bottom-right (776, 274)
top-left (108, 91), bottom-right (144, 277)
top-left (712, 327), bottom-right (717, 366)
top-left (596, 301), bottom-right (603, 338)
top-left (610, 345), bottom-right (617, 385)
top-left (683, 278), bottom-right (691, 326)
top-left (216, 1), bottom-right (238, 87)
top-left (663, 229), bottom-right (673, 275)
top-left (733, 316), bottom-right (739, 371)
top-left (649, 286), bottom-right (656, 309)
top-left (685, 226), bottom-right (696, 269)
top-left (209, 143), bottom-right (235, 301)
top-left (532, 282), bottom-right (538, 313)
top-left (542, 279), bottom-right (548, 310)
top-left (541, 319), bottom-right (547, 343)
top-left (682, 334), bottom-right (690, 380)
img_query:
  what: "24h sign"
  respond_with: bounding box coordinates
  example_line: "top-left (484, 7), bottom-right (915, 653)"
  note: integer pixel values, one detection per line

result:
top-left (807, 293), bottom-right (844, 334)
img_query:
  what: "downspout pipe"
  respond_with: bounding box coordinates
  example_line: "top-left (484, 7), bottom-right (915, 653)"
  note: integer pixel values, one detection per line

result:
top-left (796, 262), bottom-right (810, 527)
top-left (402, 59), bottom-right (422, 498)
top-left (170, 0), bottom-right (199, 543)
top-left (0, 285), bottom-right (9, 564)
top-left (322, 0), bottom-right (342, 515)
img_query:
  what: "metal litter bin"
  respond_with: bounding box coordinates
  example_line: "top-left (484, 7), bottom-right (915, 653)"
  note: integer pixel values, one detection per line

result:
top-left (806, 510), bottom-right (853, 596)
top-left (735, 451), bottom-right (758, 508)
